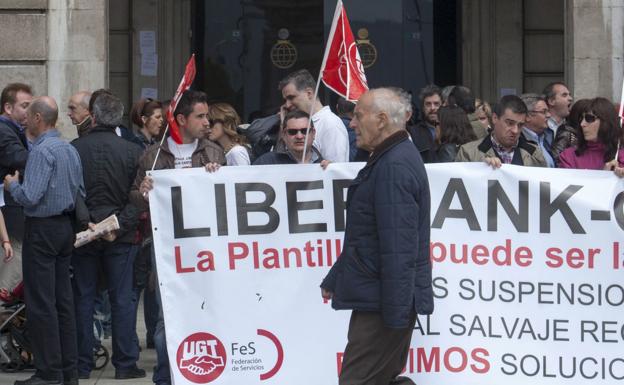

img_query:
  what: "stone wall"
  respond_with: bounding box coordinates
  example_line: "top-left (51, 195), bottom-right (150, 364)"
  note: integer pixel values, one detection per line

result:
top-left (0, 0), bottom-right (107, 139)
top-left (568, 0), bottom-right (624, 101)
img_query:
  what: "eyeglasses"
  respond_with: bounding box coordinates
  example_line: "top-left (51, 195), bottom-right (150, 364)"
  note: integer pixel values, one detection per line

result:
top-left (286, 128), bottom-right (310, 136)
top-left (208, 119), bottom-right (224, 126)
top-left (531, 109), bottom-right (549, 115)
top-left (582, 113), bottom-right (598, 123)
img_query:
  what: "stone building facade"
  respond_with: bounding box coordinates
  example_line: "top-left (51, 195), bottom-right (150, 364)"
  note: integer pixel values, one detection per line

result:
top-left (0, 0), bottom-right (622, 138)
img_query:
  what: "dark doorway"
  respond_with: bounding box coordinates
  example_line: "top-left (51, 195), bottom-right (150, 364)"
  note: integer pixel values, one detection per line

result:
top-left (433, 0), bottom-right (460, 87)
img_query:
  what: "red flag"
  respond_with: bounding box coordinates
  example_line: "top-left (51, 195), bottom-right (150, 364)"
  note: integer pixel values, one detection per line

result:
top-left (320, 0), bottom-right (368, 102)
top-left (166, 54), bottom-right (197, 144)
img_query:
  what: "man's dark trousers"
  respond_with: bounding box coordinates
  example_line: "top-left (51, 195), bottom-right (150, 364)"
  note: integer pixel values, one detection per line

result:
top-left (72, 242), bottom-right (139, 375)
top-left (339, 311), bottom-right (417, 385)
top-left (22, 215), bottom-right (78, 382)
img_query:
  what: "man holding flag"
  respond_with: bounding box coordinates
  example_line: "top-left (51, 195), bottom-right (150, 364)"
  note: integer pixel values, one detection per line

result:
top-left (130, 89), bottom-right (224, 385)
top-left (278, 69), bottom-right (349, 162)
top-left (278, 0), bottom-right (369, 164)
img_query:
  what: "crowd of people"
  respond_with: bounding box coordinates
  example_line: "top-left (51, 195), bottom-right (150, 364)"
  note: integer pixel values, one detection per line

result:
top-left (0, 67), bottom-right (623, 385)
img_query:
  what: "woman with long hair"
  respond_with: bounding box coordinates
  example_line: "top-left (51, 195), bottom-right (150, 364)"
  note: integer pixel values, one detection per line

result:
top-left (436, 105), bottom-right (477, 162)
top-left (559, 97), bottom-right (624, 176)
top-left (207, 103), bottom-right (251, 166)
top-left (130, 98), bottom-right (163, 148)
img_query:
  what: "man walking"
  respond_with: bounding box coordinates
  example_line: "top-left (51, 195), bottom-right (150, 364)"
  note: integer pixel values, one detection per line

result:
top-left (320, 88), bottom-right (433, 385)
top-left (5, 96), bottom-right (84, 385)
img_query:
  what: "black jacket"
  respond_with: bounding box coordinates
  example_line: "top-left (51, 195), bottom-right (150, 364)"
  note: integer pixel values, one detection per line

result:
top-left (0, 116), bottom-right (28, 185)
top-left (407, 121), bottom-right (436, 163)
top-left (253, 146), bottom-right (323, 165)
top-left (72, 126), bottom-right (143, 243)
top-left (0, 116), bottom-right (29, 236)
top-left (321, 131), bottom-right (433, 328)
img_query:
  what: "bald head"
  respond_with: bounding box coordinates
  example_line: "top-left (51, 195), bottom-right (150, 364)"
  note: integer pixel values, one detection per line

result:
top-left (25, 96), bottom-right (58, 138)
top-left (68, 90), bottom-right (92, 125)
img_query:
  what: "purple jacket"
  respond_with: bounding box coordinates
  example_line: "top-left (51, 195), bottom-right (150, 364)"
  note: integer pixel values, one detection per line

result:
top-left (558, 141), bottom-right (624, 170)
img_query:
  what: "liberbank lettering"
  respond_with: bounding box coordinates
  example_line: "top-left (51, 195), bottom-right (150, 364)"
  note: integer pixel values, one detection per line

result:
top-left (166, 172), bottom-right (624, 274)
top-left (149, 163), bottom-right (624, 384)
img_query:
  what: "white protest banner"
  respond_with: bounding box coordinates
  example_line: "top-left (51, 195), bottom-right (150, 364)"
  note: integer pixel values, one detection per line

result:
top-left (150, 163), bottom-right (624, 385)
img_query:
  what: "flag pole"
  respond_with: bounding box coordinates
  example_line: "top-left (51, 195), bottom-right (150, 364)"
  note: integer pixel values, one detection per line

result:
top-left (150, 54), bottom-right (196, 172)
top-left (301, 0), bottom-right (342, 164)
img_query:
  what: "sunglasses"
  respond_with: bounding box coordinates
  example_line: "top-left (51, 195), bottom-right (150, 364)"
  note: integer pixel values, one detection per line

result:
top-left (582, 113), bottom-right (598, 123)
top-left (286, 128), bottom-right (311, 136)
top-left (208, 119), bottom-right (224, 126)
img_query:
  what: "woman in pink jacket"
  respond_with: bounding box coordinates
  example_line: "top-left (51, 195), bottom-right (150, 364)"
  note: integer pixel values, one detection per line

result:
top-left (559, 97), bottom-right (624, 177)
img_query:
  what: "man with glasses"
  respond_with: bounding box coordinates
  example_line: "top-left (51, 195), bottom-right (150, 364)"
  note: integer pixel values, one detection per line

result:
top-left (520, 93), bottom-right (555, 167)
top-left (253, 110), bottom-right (324, 165)
top-left (456, 95), bottom-right (547, 167)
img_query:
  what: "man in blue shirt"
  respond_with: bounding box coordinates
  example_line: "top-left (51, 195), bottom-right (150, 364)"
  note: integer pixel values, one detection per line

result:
top-left (520, 93), bottom-right (555, 168)
top-left (4, 96), bottom-right (84, 385)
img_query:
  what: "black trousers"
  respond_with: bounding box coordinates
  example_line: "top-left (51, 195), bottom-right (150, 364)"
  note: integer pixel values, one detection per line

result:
top-left (23, 215), bottom-right (78, 381)
top-left (339, 311), bottom-right (417, 385)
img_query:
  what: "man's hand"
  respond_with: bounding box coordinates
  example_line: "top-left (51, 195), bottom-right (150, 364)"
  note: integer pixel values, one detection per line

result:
top-left (102, 230), bottom-right (117, 242)
top-left (139, 176), bottom-right (154, 202)
top-left (205, 163), bottom-right (221, 173)
top-left (320, 160), bottom-right (331, 170)
top-left (321, 288), bottom-right (333, 300)
top-left (484, 156), bottom-right (502, 169)
top-left (3, 171), bottom-right (19, 191)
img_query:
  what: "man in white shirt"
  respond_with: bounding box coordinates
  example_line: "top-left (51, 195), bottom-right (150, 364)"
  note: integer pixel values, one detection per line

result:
top-left (278, 69), bottom-right (349, 162)
top-left (542, 82), bottom-right (573, 134)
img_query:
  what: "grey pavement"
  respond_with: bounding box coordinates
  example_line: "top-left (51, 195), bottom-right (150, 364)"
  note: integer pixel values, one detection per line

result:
top-left (1, 299), bottom-right (157, 385)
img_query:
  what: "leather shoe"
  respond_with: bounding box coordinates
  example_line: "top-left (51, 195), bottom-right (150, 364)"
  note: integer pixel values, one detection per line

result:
top-left (114, 366), bottom-right (146, 380)
top-left (63, 378), bottom-right (79, 385)
top-left (14, 375), bottom-right (62, 385)
top-left (77, 372), bottom-right (89, 380)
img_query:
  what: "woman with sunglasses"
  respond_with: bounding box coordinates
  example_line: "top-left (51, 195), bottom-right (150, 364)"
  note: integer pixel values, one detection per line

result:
top-left (206, 103), bottom-right (251, 166)
top-left (559, 97), bottom-right (624, 177)
top-left (130, 98), bottom-right (163, 148)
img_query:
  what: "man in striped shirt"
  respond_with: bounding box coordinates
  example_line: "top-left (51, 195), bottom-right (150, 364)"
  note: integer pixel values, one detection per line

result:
top-left (4, 96), bottom-right (84, 385)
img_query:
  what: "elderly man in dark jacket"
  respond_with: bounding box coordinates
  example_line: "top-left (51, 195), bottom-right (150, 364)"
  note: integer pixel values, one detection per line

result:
top-left (71, 92), bottom-right (146, 380)
top-left (321, 88), bottom-right (433, 385)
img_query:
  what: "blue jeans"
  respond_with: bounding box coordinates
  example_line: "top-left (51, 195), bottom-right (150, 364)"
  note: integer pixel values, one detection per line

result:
top-left (72, 242), bottom-right (140, 374)
top-left (151, 246), bottom-right (171, 385)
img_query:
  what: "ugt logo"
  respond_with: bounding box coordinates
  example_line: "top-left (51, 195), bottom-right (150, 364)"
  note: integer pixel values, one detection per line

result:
top-left (177, 332), bottom-right (227, 383)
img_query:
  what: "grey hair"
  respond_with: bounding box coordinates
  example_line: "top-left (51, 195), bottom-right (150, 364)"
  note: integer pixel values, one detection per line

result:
top-left (369, 87), bottom-right (408, 127)
top-left (520, 93), bottom-right (545, 112)
top-left (29, 97), bottom-right (58, 126)
top-left (388, 86), bottom-right (413, 116)
top-left (77, 90), bottom-right (92, 108)
top-left (92, 93), bottom-right (124, 127)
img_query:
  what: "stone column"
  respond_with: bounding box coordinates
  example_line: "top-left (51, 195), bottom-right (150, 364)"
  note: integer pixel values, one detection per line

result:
top-left (48, 0), bottom-right (108, 138)
top-left (568, 0), bottom-right (624, 102)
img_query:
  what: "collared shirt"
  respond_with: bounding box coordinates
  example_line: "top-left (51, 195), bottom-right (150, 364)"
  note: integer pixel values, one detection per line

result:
top-left (490, 134), bottom-right (516, 164)
top-left (9, 129), bottom-right (84, 217)
top-left (547, 117), bottom-right (564, 134)
top-left (311, 106), bottom-right (350, 162)
top-left (522, 127), bottom-right (555, 167)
